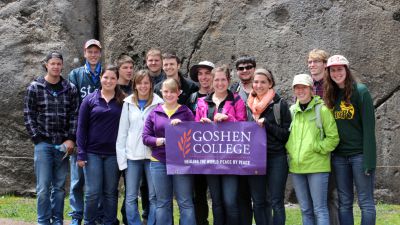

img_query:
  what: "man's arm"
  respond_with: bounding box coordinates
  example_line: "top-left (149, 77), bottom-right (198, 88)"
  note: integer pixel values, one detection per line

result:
top-left (23, 84), bottom-right (40, 143)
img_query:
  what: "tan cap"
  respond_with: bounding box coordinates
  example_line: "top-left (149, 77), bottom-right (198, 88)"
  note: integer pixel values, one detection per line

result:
top-left (292, 74), bottom-right (313, 87)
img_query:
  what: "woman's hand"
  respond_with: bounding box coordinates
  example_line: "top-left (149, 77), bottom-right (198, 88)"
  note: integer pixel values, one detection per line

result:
top-left (156, 138), bottom-right (166, 146)
top-left (200, 117), bottom-right (212, 123)
top-left (170, 119), bottom-right (182, 126)
top-left (77, 160), bottom-right (86, 168)
top-left (257, 118), bottom-right (265, 127)
top-left (214, 113), bottom-right (228, 122)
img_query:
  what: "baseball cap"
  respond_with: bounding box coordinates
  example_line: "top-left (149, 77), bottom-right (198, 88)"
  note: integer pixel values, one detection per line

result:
top-left (190, 61), bottom-right (215, 82)
top-left (292, 74), bottom-right (313, 87)
top-left (44, 51), bottom-right (63, 62)
top-left (326, 55), bottom-right (349, 67)
top-left (84, 39), bottom-right (102, 49)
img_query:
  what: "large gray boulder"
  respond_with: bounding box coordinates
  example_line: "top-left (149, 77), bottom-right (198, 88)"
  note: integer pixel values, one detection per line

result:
top-left (1, 0), bottom-right (399, 203)
top-left (0, 0), bottom-right (97, 194)
top-left (99, 0), bottom-right (400, 202)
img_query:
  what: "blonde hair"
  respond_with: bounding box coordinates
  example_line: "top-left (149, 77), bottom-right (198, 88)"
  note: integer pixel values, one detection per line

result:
top-left (146, 48), bottom-right (162, 60)
top-left (211, 65), bottom-right (231, 82)
top-left (116, 55), bottom-right (134, 69)
top-left (131, 70), bottom-right (154, 109)
top-left (161, 78), bottom-right (181, 93)
top-left (308, 49), bottom-right (329, 63)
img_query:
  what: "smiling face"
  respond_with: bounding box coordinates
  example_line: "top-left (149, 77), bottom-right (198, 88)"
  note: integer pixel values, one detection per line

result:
top-left (45, 58), bottom-right (63, 78)
top-left (146, 54), bottom-right (162, 74)
top-left (84, 46), bottom-right (101, 66)
top-left (329, 65), bottom-right (347, 88)
top-left (308, 58), bottom-right (326, 81)
top-left (213, 71), bottom-right (229, 95)
top-left (101, 70), bottom-right (118, 92)
top-left (163, 58), bottom-right (180, 78)
top-left (197, 67), bottom-right (213, 89)
top-left (237, 63), bottom-right (255, 83)
top-left (294, 84), bottom-right (313, 104)
top-left (119, 62), bottom-right (134, 82)
top-left (252, 74), bottom-right (272, 96)
top-left (135, 75), bottom-right (151, 99)
top-left (161, 85), bottom-right (180, 105)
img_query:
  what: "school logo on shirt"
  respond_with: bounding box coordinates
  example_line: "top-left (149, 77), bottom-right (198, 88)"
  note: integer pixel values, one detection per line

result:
top-left (334, 101), bottom-right (355, 120)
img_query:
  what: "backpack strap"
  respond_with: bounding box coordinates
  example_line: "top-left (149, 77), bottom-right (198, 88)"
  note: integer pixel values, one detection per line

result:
top-left (273, 98), bottom-right (282, 126)
top-left (231, 94), bottom-right (242, 106)
top-left (189, 92), bottom-right (199, 105)
top-left (288, 105), bottom-right (296, 132)
top-left (314, 103), bottom-right (324, 140)
top-left (207, 103), bottom-right (216, 120)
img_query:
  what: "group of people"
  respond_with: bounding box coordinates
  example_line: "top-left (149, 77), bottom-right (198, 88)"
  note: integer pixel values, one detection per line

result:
top-left (24, 38), bottom-right (377, 225)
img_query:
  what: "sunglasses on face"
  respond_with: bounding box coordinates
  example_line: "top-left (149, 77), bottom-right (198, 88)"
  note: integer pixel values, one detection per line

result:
top-left (237, 65), bottom-right (254, 71)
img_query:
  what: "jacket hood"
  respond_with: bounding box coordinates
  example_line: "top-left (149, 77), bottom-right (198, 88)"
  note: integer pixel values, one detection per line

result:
top-left (123, 93), bottom-right (164, 106)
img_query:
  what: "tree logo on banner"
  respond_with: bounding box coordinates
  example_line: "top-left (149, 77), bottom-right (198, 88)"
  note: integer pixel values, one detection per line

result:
top-left (178, 129), bottom-right (192, 158)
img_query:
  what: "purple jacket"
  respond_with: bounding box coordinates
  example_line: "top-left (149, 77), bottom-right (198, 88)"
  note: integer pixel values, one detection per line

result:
top-left (77, 90), bottom-right (122, 161)
top-left (142, 104), bottom-right (194, 162)
top-left (195, 91), bottom-right (247, 122)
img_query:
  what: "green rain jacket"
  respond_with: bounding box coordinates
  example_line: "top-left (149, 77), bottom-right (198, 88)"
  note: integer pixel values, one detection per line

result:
top-left (285, 96), bottom-right (339, 174)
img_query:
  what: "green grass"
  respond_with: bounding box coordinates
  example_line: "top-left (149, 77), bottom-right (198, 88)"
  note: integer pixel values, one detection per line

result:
top-left (1, 195), bottom-right (399, 224)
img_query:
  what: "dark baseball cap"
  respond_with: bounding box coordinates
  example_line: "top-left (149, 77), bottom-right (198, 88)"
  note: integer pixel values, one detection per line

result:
top-left (44, 51), bottom-right (63, 62)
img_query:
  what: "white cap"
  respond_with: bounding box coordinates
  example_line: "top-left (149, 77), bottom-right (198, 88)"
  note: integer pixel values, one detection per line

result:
top-left (292, 74), bottom-right (313, 87)
top-left (327, 55), bottom-right (349, 67)
top-left (84, 39), bottom-right (102, 49)
top-left (189, 61), bottom-right (215, 82)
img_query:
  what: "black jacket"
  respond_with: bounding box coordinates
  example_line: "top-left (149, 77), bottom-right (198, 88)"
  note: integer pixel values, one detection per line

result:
top-left (259, 94), bottom-right (291, 156)
top-left (154, 73), bottom-right (199, 106)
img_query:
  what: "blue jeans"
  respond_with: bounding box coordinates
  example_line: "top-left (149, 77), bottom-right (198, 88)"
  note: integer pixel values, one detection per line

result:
top-left (247, 175), bottom-right (267, 225)
top-left (332, 154), bottom-right (376, 225)
top-left (207, 175), bottom-right (239, 225)
top-left (150, 161), bottom-right (196, 225)
top-left (125, 159), bottom-right (156, 225)
top-left (69, 153), bottom-right (84, 222)
top-left (83, 154), bottom-right (119, 225)
top-left (292, 173), bottom-right (330, 225)
top-left (265, 154), bottom-right (288, 225)
top-left (34, 142), bottom-right (69, 225)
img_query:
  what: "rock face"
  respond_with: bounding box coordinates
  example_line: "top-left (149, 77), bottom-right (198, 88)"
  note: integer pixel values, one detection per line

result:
top-left (1, 0), bottom-right (399, 202)
top-left (0, 0), bottom-right (97, 194)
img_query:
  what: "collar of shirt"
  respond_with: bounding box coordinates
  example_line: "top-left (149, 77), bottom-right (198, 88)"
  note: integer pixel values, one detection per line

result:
top-left (84, 61), bottom-right (102, 77)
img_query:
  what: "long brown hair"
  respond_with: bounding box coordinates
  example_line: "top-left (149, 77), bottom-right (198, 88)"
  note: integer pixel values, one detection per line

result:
top-left (101, 65), bottom-right (126, 105)
top-left (131, 70), bottom-right (154, 109)
top-left (323, 66), bottom-right (355, 109)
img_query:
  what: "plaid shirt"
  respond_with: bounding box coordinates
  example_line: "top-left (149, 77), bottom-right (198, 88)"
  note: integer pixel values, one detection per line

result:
top-left (313, 79), bottom-right (324, 98)
top-left (24, 76), bottom-right (79, 144)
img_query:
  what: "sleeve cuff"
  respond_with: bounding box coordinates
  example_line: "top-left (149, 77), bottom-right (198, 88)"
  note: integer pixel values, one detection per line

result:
top-left (32, 136), bottom-right (43, 144)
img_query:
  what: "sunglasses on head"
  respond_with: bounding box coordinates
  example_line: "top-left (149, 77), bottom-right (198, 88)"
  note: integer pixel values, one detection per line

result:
top-left (237, 65), bottom-right (254, 71)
